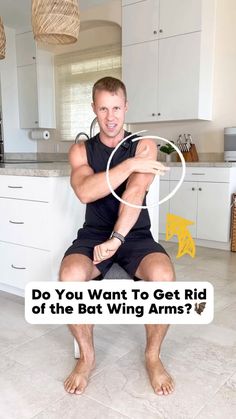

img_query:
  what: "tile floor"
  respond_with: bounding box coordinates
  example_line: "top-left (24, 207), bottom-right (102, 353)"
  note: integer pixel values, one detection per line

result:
top-left (0, 241), bottom-right (236, 419)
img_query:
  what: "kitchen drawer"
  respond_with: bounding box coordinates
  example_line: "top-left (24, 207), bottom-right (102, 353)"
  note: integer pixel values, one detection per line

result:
top-left (0, 241), bottom-right (51, 290)
top-left (0, 176), bottom-right (51, 201)
top-left (0, 198), bottom-right (51, 250)
top-left (170, 167), bottom-right (230, 182)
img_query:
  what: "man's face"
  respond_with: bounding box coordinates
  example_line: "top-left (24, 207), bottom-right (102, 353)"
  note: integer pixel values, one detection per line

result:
top-left (92, 88), bottom-right (128, 140)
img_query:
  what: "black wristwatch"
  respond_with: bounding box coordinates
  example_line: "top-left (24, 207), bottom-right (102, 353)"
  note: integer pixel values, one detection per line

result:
top-left (110, 231), bottom-right (125, 244)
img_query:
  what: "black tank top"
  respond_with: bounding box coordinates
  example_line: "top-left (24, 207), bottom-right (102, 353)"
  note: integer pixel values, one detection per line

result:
top-left (83, 131), bottom-right (151, 236)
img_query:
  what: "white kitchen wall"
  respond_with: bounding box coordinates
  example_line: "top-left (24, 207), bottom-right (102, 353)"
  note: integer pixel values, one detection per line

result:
top-left (0, 26), bottom-right (36, 153)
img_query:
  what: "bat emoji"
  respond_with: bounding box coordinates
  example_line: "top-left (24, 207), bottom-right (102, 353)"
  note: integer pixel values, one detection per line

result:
top-left (195, 302), bottom-right (206, 315)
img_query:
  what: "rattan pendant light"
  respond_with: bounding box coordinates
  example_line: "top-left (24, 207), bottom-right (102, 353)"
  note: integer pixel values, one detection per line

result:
top-left (0, 17), bottom-right (6, 60)
top-left (31, 0), bottom-right (80, 45)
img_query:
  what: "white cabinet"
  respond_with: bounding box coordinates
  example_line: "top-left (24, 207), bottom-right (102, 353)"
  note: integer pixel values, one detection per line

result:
top-left (158, 33), bottom-right (200, 121)
top-left (16, 32), bottom-right (56, 129)
top-left (122, 41), bottom-right (158, 122)
top-left (16, 31), bottom-right (36, 66)
top-left (196, 182), bottom-right (229, 242)
top-left (122, 0), bottom-right (144, 5)
top-left (160, 167), bottom-right (236, 247)
top-left (17, 64), bottom-right (39, 128)
top-left (122, 0), bottom-right (215, 123)
top-left (169, 181), bottom-right (198, 238)
top-left (122, 0), bottom-right (159, 46)
top-left (0, 175), bottom-right (85, 295)
top-left (159, 0), bottom-right (201, 38)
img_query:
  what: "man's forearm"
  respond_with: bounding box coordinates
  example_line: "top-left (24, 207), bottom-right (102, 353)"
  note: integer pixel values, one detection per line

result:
top-left (113, 185), bottom-right (146, 237)
top-left (74, 159), bottom-right (132, 203)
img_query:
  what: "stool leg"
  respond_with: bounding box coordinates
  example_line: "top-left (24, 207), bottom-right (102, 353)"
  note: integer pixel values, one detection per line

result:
top-left (74, 338), bottom-right (80, 359)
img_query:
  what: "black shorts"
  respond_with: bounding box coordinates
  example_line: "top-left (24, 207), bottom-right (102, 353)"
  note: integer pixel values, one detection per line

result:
top-left (63, 227), bottom-right (169, 280)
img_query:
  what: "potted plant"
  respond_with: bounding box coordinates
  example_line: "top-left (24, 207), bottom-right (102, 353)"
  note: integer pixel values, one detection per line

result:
top-left (159, 142), bottom-right (175, 162)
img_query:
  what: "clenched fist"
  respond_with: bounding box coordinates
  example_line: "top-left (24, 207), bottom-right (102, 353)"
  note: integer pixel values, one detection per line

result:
top-left (93, 237), bottom-right (122, 264)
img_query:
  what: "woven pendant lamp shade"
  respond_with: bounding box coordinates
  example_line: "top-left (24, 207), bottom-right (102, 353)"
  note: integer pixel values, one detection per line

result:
top-left (0, 17), bottom-right (6, 60)
top-left (31, 0), bottom-right (80, 45)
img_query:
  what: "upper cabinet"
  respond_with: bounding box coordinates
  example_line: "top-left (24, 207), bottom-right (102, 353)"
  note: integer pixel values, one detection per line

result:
top-left (16, 32), bottom-right (56, 129)
top-left (122, 0), bottom-right (159, 46)
top-left (159, 0), bottom-right (201, 38)
top-left (122, 0), bottom-right (216, 123)
top-left (122, 0), bottom-right (144, 6)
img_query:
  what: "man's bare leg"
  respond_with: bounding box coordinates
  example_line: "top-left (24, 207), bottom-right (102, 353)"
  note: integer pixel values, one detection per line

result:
top-left (59, 254), bottom-right (101, 395)
top-left (135, 252), bottom-right (175, 396)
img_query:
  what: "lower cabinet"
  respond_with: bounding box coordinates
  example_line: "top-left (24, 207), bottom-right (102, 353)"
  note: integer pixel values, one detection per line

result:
top-left (0, 176), bottom-right (85, 295)
top-left (0, 242), bottom-right (51, 289)
top-left (169, 181), bottom-right (229, 241)
top-left (159, 167), bottom-right (236, 245)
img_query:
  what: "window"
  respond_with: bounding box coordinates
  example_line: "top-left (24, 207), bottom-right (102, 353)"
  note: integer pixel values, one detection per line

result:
top-left (54, 44), bottom-right (121, 141)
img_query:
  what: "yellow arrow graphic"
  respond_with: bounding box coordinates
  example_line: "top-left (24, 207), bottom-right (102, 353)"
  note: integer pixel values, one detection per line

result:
top-left (166, 213), bottom-right (196, 258)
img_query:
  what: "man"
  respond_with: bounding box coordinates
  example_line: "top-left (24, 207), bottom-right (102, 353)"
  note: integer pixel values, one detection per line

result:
top-left (59, 76), bottom-right (175, 396)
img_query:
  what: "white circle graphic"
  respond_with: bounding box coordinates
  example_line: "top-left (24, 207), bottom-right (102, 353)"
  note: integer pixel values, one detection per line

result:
top-left (105, 130), bottom-right (186, 209)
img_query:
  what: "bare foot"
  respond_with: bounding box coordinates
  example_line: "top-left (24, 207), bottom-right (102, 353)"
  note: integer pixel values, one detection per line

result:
top-left (64, 357), bottom-right (95, 395)
top-left (145, 353), bottom-right (174, 396)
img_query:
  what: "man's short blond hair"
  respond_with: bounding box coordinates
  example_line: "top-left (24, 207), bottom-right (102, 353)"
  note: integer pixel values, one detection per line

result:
top-left (92, 77), bottom-right (127, 103)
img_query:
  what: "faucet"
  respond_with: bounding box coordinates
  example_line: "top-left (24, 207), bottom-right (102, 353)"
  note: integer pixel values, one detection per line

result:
top-left (74, 132), bottom-right (89, 143)
top-left (74, 117), bottom-right (98, 143)
top-left (90, 117), bottom-right (98, 138)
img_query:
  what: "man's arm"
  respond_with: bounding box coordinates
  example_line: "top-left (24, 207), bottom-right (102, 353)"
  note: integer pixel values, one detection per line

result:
top-left (113, 138), bottom-right (157, 236)
top-left (93, 139), bottom-right (165, 264)
top-left (69, 141), bottom-right (167, 204)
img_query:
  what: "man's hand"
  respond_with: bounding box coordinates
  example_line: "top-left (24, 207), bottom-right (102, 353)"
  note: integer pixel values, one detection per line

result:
top-left (93, 237), bottom-right (121, 264)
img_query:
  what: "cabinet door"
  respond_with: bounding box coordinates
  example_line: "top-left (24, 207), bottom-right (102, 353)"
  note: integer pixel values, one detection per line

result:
top-left (122, 41), bottom-right (158, 123)
top-left (158, 32), bottom-right (200, 121)
top-left (159, 0), bottom-right (201, 38)
top-left (17, 64), bottom-right (39, 129)
top-left (16, 32), bottom-right (36, 66)
top-left (0, 199), bottom-right (51, 250)
top-left (0, 241), bottom-right (51, 290)
top-left (159, 180), bottom-right (170, 234)
top-left (169, 181), bottom-right (197, 237)
top-left (197, 183), bottom-right (230, 242)
top-left (122, 0), bottom-right (159, 46)
top-left (122, 0), bottom-right (144, 5)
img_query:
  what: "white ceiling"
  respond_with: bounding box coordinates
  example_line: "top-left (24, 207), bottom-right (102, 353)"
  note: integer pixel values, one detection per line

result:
top-left (0, 0), bottom-right (109, 30)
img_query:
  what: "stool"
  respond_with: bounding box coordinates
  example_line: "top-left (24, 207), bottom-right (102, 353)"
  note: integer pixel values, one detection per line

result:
top-left (74, 263), bottom-right (132, 358)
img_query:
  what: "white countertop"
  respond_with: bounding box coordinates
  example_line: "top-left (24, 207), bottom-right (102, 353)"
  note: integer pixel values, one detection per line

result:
top-left (0, 161), bottom-right (236, 177)
top-left (0, 162), bottom-right (71, 177)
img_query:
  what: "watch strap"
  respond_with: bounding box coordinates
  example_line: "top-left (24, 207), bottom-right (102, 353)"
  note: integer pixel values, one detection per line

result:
top-left (110, 231), bottom-right (125, 244)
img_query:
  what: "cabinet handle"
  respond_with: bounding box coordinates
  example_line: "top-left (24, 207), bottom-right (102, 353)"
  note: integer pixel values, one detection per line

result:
top-left (152, 113), bottom-right (156, 116)
top-left (191, 173), bottom-right (205, 175)
top-left (199, 187), bottom-right (202, 191)
top-left (153, 30), bottom-right (157, 35)
top-left (159, 29), bottom-right (163, 33)
top-left (11, 264), bottom-right (26, 270)
top-left (192, 187), bottom-right (195, 191)
top-left (158, 112), bottom-right (161, 116)
top-left (8, 185), bottom-right (23, 189)
top-left (35, 121), bottom-right (38, 124)
top-left (9, 220), bottom-right (25, 224)
top-left (32, 56), bottom-right (36, 60)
